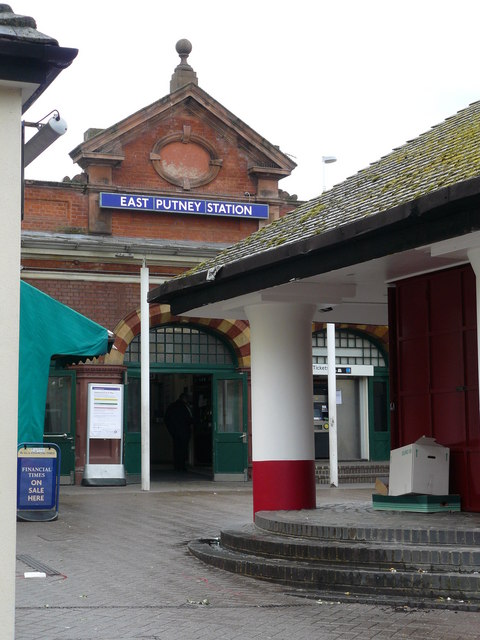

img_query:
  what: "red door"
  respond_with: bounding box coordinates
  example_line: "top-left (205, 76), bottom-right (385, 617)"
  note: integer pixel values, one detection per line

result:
top-left (391, 265), bottom-right (480, 511)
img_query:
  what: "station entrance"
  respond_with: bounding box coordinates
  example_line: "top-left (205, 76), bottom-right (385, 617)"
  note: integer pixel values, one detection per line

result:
top-left (123, 324), bottom-right (248, 482)
top-left (312, 328), bottom-right (390, 461)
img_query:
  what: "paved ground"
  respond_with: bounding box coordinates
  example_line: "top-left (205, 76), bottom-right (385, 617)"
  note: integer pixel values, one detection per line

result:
top-left (16, 475), bottom-right (480, 639)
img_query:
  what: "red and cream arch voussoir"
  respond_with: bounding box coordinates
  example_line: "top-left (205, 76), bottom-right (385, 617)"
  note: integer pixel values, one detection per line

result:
top-left (106, 304), bottom-right (251, 369)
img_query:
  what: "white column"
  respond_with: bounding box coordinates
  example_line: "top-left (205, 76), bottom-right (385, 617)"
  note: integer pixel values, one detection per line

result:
top-left (327, 323), bottom-right (338, 486)
top-left (467, 247), bottom-right (480, 413)
top-left (246, 302), bottom-right (316, 514)
top-left (0, 87), bottom-right (22, 638)
top-left (140, 261), bottom-right (150, 491)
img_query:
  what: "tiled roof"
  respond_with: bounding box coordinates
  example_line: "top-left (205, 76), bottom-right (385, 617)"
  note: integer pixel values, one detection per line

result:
top-left (0, 5), bottom-right (58, 44)
top-left (188, 99), bottom-right (480, 275)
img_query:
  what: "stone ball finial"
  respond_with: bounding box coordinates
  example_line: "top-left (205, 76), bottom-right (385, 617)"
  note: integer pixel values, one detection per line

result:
top-left (176, 39), bottom-right (192, 57)
top-left (175, 39), bottom-right (193, 68)
top-left (170, 38), bottom-right (197, 92)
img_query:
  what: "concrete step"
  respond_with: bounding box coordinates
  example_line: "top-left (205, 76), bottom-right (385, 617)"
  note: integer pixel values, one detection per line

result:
top-left (220, 524), bottom-right (480, 573)
top-left (315, 461), bottom-right (389, 484)
top-left (188, 537), bottom-right (480, 604)
top-left (254, 509), bottom-right (480, 546)
top-left (188, 503), bottom-right (480, 609)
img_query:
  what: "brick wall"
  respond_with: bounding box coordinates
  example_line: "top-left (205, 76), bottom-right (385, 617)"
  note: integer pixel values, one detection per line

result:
top-left (23, 278), bottom-right (141, 331)
top-left (24, 181), bottom-right (267, 242)
top-left (23, 183), bottom-right (88, 233)
top-left (21, 93), bottom-right (299, 337)
top-left (110, 110), bottom-right (260, 197)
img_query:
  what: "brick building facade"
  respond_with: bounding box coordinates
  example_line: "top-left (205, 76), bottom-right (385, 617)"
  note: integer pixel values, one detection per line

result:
top-left (21, 40), bottom-right (389, 484)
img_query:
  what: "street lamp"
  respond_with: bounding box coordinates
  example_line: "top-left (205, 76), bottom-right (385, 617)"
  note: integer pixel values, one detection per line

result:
top-left (322, 155), bottom-right (337, 192)
top-left (22, 110), bottom-right (68, 219)
top-left (23, 110), bottom-right (67, 168)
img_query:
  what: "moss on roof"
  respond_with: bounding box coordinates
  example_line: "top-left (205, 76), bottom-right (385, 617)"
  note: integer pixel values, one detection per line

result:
top-left (187, 100), bottom-right (480, 276)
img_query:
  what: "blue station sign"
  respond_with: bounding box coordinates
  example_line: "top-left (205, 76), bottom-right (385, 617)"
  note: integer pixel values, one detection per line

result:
top-left (99, 192), bottom-right (269, 220)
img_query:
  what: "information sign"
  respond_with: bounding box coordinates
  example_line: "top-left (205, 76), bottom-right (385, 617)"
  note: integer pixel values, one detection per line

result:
top-left (88, 384), bottom-right (123, 439)
top-left (83, 384), bottom-right (126, 486)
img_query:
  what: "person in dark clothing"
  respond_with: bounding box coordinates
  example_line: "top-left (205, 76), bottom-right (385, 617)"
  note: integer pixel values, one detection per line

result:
top-left (164, 393), bottom-right (193, 471)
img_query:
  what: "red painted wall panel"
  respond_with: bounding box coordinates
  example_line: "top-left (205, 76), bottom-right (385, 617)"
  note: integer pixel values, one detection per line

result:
top-left (429, 269), bottom-right (463, 333)
top-left (431, 391), bottom-right (466, 446)
top-left (399, 394), bottom-right (431, 442)
top-left (392, 265), bottom-right (479, 511)
top-left (398, 338), bottom-right (429, 394)
top-left (430, 332), bottom-right (464, 391)
top-left (397, 278), bottom-right (428, 339)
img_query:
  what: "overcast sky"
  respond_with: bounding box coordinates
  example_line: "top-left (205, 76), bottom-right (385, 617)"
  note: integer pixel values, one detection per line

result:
top-left (18, 0), bottom-right (480, 201)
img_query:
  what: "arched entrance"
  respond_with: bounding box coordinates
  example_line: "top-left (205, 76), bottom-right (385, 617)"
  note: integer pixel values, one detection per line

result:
top-left (312, 328), bottom-right (390, 461)
top-left (123, 323), bottom-right (248, 481)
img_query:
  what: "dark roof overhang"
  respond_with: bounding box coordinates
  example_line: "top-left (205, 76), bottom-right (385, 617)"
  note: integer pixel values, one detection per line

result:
top-left (0, 39), bottom-right (77, 112)
top-left (148, 176), bottom-right (480, 315)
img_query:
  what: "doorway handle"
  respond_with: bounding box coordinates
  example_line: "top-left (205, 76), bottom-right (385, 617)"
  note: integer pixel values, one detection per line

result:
top-left (239, 433), bottom-right (247, 443)
top-left (50, 433), bottom-right (68, 439)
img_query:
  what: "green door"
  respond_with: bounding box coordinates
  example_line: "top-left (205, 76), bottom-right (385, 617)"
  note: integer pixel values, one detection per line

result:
top-left (368, 373), bottom-right (391, 460)
top-left (124, 371), bottom-right (141, 479)
top-left (43, 371), bottom-right (76, 483)
top-left (212, 372), bottom-right (248, 480)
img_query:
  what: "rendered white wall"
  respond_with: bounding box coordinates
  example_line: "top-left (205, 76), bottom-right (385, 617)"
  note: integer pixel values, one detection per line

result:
top-left (0, 86), bottom-right (22, 639)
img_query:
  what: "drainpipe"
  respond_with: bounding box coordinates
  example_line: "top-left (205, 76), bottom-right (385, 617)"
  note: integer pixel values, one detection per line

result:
top-left (141, 259), bottom-right (150, 491)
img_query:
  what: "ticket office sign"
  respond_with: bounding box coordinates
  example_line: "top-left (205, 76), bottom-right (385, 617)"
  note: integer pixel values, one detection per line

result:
top-left (17, 445), bottom-right (60, 511)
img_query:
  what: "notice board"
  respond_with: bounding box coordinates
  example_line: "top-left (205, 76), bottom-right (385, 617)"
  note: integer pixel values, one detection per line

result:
top-left (87, 384), bottom-right (123, 439)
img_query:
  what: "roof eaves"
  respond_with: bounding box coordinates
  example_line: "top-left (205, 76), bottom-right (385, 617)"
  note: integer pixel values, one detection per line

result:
top-left (167, 100), bottom-right (480, 276)
top-left (147, 177), bottom-right (480, 313)
top-left (0, 40), bottom-right (77, 112)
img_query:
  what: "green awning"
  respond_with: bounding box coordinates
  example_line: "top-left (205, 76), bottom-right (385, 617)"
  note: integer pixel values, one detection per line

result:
top-left (18, 281), bottom-right (110, 443)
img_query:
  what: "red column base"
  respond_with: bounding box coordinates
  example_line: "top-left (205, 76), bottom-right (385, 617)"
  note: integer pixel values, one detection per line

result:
top-left (252, 459), bottom-right (316, 514)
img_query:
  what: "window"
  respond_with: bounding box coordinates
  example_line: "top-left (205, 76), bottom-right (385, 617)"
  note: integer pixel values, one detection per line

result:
top-left (217, 379), bottom-right (243, 434)
top-left (312, 329), bottom-right (386, 367)
top-left (124, 325), bottom-right (234, 366)
top-left (44, 375), bottom-right (73, 435)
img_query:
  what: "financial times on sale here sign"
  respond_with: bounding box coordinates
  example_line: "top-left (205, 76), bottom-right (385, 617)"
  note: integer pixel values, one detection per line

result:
top-left (17, 445), bottom-right (60, 512)
top-left (99, 192), bottom-right (269, 220)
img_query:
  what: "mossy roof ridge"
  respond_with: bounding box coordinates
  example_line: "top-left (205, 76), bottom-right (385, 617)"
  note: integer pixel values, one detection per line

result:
top-left (187, 99), bottom-right (480, 276)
